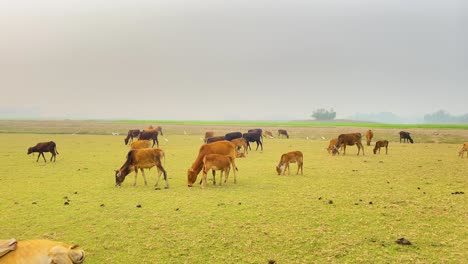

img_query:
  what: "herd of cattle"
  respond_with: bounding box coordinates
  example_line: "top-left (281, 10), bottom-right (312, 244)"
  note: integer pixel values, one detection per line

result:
top-left (26, 127), bottom-right (468, 190)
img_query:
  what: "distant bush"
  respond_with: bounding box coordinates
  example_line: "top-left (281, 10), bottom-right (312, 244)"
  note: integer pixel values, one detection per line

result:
top-left (424, 110), bottom-right (468, 123)
top-left (311, 108), bottom-right (336, 121)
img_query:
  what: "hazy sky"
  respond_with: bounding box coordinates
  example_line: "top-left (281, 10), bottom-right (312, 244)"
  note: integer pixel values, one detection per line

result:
top-left (0, 0), bottom-right (466, 120)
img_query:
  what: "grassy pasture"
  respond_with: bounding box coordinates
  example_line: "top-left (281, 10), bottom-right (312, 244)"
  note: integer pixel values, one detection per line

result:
top-left (0, 133), bottom-right (467, 263)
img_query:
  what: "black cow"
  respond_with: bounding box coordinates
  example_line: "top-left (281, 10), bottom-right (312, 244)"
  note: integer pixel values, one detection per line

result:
top-left (224, 132), bottom-right (242, 141)
top-left (27, 141), bottom-right (59, 162)
top-left (124, 129), bottom-right (141, 145)
top-left (206, 136), bottom-right (226, 144)
top-left (248, 129), bottom-right (263, 140)
top-left (278, 129), bottom-right (289, 138)
top-left (139, 130), bottom-right (159, 147)
top-left (243, 132), bottom-right (263, 151)
top-left (399, 131), bottom-right (414, 143)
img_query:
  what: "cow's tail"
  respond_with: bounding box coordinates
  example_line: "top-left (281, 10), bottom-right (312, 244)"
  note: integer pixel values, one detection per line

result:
top-left (55, 146), bottom-right (59, 155)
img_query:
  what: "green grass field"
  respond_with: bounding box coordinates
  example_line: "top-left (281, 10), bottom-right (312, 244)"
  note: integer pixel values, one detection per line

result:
top-left (0, 130), bottom-right (466, 263)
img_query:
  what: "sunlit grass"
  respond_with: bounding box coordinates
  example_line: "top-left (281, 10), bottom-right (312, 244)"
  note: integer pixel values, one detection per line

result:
top-left (0, 134), bottom-right (466, 263)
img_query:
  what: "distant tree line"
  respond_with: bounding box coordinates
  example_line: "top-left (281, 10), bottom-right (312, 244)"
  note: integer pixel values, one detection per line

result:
top-left (311, 108), bottom-right (336, 121)
top-left (424, 110), bottom-right (468, 123)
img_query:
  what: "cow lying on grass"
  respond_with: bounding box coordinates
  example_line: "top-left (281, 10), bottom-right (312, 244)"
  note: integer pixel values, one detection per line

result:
top-left (0, 239), bottom-right (85, 264)
top-left (276, 151), bottom-right (303, 175)
top-left (373, 140), bottom-right (389, 154)
top-left (201, 154), bottom-right (236, 188)
top-left (27, 141), bottom-right (59, 162)
top-left (115, 148), bottom-right (168, 189)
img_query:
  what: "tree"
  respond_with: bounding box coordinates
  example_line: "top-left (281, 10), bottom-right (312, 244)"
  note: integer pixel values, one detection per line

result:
top-left (311, 108), bottom-right (336, 121)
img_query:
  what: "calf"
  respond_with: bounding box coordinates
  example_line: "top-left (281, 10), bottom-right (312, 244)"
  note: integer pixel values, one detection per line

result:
top-left (399, 131), bottom-right (414, 143)
top-left (373, 140), bottom-right (389, 154)
top-left (231, 137), bottom-right (248, 154)
top-left (264, 130), bottom-right (274, 138)
top-left (243, 132), bottom-right (263, 151)
top-left (206, 136), bottom-right (226, 144)
top-left (278, 129), bottom-right (289, 138)
top-left (366, 129), bottom-right (374, 146)
top-left (332, 133), bottom-right (365, 156)
top-left (27, 141), bottom-right (59, 162)
top-left (276, 151), bottom-right (303, 175)
top-left (0, 239), bottom-right (85, 264)
top-left (130, 140), bottom-right (152, 149)
top-left (459, 142), bottom-right (468, 158)
top-left (326, 138), bottom-right (343, 155)
top-left (201, 154), bottom-right (236, 188)
top-left (224, 132), bottom-right (242, 141)
top-left (115, 148), bottom-right (168, 189)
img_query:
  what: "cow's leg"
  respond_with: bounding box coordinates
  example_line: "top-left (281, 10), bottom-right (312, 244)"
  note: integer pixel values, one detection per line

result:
top-left (220, 170), bottom-right (224, 185)
top-left (155, 137), bottom-right (159, 148)
top-left (212, 170), bottom-right (216, 185)
top-left (140, 168), bottom-right (148, 186)
top-left (231, 159), bottom-right (237, 184)
top-left (41, 153), bottom-right (47, 162)
top-left (36, 153), bottom-right (41, 162)
top-left (259, 140), bottom-right (263, 151)
top-left (343, 145), bottom-right (347, 155)
top-left (154, 163), bottom-right (169, 189)
top-left (133, 168), bottom-right (139, 186)
top-left (201, 169), bottom-right (207, 189)
top-left (225, 168), bottom-right (230, 184)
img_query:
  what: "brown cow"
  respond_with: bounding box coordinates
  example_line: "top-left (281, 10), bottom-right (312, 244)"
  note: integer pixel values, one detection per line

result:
top-left (326, 138), bottom-right (343, 155)
top-left (0, 239), bottom-right (85, 264)
top-left (124, 129), bottom-right (141, 145)
top-left (201, 154), bottom-right (236, 188)
top-left (138, 129), bottom-right (159, 148)
top-left (459, 142), bottom-right (468, 158)
top-left (187, 141), bottom-right (237, 187)
top-left (115, 148), bottom-right (168, 189)
top-left (204, 131), bottom-right (214, 143)
top-left (278, 129), bottom-right (289, 138)
top-left (130, 140), bottom-right (152, 149)
top-left (366, 129), bottom-right (374, 146)
top-left (373, 140), bottom-right (389, 154)
top-left (332, 133), bottom-right (365, 156)
top-left (264, 130), bottom-right (274, 138)
top-left (231, 137), bottom-right (248, 154)
top-left (147, 125), bottom-right (164, 136)
top-left (27, 141), bottom-right (59, 162)
top-left (276, 151), bottom-right (303, 175)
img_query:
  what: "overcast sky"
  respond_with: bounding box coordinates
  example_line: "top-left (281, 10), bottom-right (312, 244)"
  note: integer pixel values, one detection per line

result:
top-left (0, 0), bottom-right (466, 120)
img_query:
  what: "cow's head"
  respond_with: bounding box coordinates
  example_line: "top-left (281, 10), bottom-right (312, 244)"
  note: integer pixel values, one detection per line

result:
top-left (331, 146), bottom-right (340, 156)
top-left (48, 244), bottom-right (85, 264)
top-left (27, 147), bottom-right (33, 155)
top-left (124, 137), bottom-right (129, 145)
top-left (115, 169), bottom-right (125, 186)
top-left (187, 168), bottom-right (197, 187)
top-left (276, 165), bottom-right (283, 175)
top-left (373, 148), bottom-right (377, 154)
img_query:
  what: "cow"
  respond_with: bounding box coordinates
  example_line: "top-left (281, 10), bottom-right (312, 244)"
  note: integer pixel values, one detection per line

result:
top-left (373, 140), bottom-right (389, 154)
top-left (0, 239), bottom-right (85, 264)
top-left (276, 151), bottom-right (303, 175)
top-left (278, 129), bottom-right (289, 138)
top-left (326, 138), bottom-right (343, 155)
top-left (247, 129), bottom-right (263, 140)
top-left (231, 137), bottom-right (248, 154)
top-left (205, 136), bottom-right (226, 144)
top-left (224, 132), bottom-right (242, 141)
top-left (459, 142), bottom-right (468, 158)
top-left (366, 129), bottom-right (374, 146)
top-left (399, 131), bottom-right (414, 143)
top-left (130, 140), bottom-right (152, 150)
top-left (264, 130), bottom-right (274, 138)
top-left (147, 125), bottom-right (164, 136)
top-left (204, 131), bottom-right (215, 143)
top-left (27, 141), bottom-right (59, 162)
top-left (187, 141), bottom-right (237, 187)
top-left (124, 129), bottom-right (141, 145)
top-left (139, 129), bottom-right (159, 147)
top-left (201, 154), bottom-right (236, 188)
top-left (332, 133), bottom-right (365, 156)
top-left (115, 148), bottom-right (168, 189)
top-left (243, 132), bottom-right (263, 151)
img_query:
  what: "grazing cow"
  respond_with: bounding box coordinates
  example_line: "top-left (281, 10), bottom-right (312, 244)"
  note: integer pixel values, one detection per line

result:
top-left (224, 132), bottom-right (243, 141)
top-left (399, 131), bottom-right (414, 143)
top-left (205, 136), bottom-right (226, 144)
top-left (459, 142), bottom-right (468, 158)
top-left (27, 141), bottom-right (59, 162)
top-left (147, 125), bottom-right (164, 136)
top-left (124, 129), bottom-right (141, 145)
top-left (139, 129), bottom-right (159, 147)
top-left (276, 151), bottom-right (304, 175)
top-left (373, 140), bottom-right (389, 154)
top-left (332, 133), bottom-right (365, 156)
top-left (264, 130), bottom-right (274, 138)
top-left (278, 129), bottom-right (289, 138)
top-left (201, 154), bottom-right (236, 188)
top-left (231, 137), bottom-right (248, 154)
top-left (204, 131), bottom-right (214, 143)
top-left (326, 138), bottom-right (343, 155)
top-left (0, 239), bottom-right (85, 264)
top-left (130, 140), bottom-right (152, 149)
top-left (187, 141), bottom-right (237, 187)
top-left (243, 132), bottom-right (263, 151)
top-left (366, 129), bottom-right (374, 146)
top-left (115, 148), bottom-right (168, 189)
